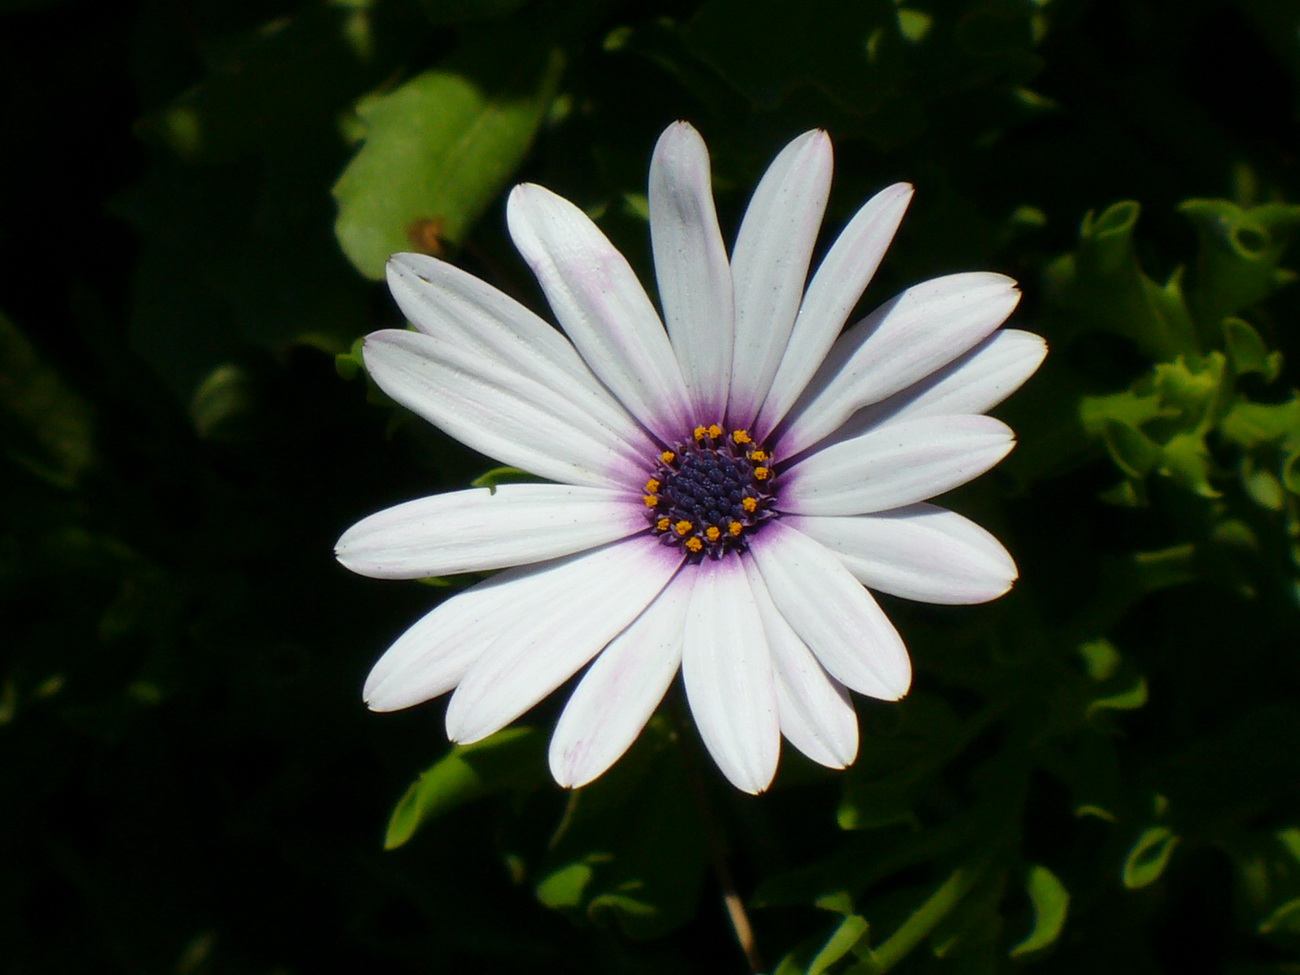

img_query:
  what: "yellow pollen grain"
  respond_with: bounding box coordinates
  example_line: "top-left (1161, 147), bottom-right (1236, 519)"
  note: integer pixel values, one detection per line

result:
top-left (754, 467), bottom-right (770, 481)
top-left (645, 478), bottom-right (660, 492)
top-left (742, 497), bottom-right (758, 512)
top-left (643, 495), bottom-right (659, 507)
top-left (729, 521), bottom-right (743, 536)
top-left (732, 430), bottom-right (752, 444)
top-left (675, 520), bottom-right (693, 536)
top-left (661, 450), bottom-right (676, 464)
top-left (705, 526), bottom-right (721, 542)
top-left (693, 426), bottom-right (708, 441)
top-left (656, 517), bottom-right (671, 532)
top-left (707, 423), bottom-right (723, 438)
top-left (685, 537), bottom-right (703, 553)
top-left (749, 449), bottom-right (768, 462)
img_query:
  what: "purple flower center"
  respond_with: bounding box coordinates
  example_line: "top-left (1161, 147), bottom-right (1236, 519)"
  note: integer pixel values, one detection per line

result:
top-left (643, 425), bottom-right (777, 562)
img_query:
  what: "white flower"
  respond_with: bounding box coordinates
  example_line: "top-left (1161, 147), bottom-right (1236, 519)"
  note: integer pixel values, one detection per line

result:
top-left (336, 121), bottom-right (1045, 794)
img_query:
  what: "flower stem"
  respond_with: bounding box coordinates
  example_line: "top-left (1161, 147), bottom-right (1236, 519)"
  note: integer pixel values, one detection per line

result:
top-left (670, 696), bottom-right (766, 974)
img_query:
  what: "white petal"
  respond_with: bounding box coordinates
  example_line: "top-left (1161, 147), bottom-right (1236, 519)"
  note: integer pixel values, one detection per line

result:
top-left (336, 484), bottom-right (644, 579)
top-left (749, 521), bottom-right (911, 701)
top-left (387, 254), bottom-right (647, 447)
top-left (789, 504), bottom-right (1018, 605)
top-left (507, 183), bottom-right (693, 441)
top-left (681, 557), bottom-right (780, 794)
top-left (729, 130), bottom-right (832, 427)
top-left (363, 571), bottom-right (528, 712)
top-left (745, 561), bottom-right (857, 768)
top-left (444, 536), bottom-right (682, 744)
top-left (832, 329), bottom-right (1048, 441)
top-left (781, 415), bottom-right (1015, 517)
top-left (649, 121), bottom-right (734, 420)
top-left (548, 570), bottom-right (692, 788)
top-left (363, 329), bottom-right (642, 488)
top-left (776, 272), bottom-right (1021, 457)
top-left (755, 182), bottom-right (914, 439)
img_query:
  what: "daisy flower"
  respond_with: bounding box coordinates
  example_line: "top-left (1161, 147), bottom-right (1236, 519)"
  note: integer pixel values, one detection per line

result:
top-left (336, 121), bottom-right (1045, 794)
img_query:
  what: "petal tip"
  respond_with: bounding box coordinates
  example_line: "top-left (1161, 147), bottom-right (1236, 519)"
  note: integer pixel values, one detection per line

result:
top-left (364, 691), bottom-right (404, 714)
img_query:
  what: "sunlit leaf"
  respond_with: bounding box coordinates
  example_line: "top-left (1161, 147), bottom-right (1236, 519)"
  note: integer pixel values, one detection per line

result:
top-left (1159, 431), bottom-right (1221, 498)
top-left (1009, 864), bottom-right (1070, 957)
top-left (1223, 317), bottom-right (1282, 381)
top-left (1221, 398), bottom-right (1300, 449)
top-left (808, 913), bottom-right (870, 975)
top-left (1122, 826), bottom-right (1179, 889)
top-left (334, 30), bottom-right (564, 278)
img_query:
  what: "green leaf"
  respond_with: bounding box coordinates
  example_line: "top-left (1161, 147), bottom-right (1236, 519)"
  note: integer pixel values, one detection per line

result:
top-left (1122, 826), bottom-right (1179, 889)
top-left (1044, 201), bottom-right (1199, 360)
top-left (469, 466), bottom-right (537, 492)
top-left (383, 727), bottom-right (548, 849)
top-left (1221, 397), bottom-right (1300, 449)
top-left (808, 914), bottom-right (871, 975)
top-left (335, 337), bottom-right (366, 380)
top-left (1077, 637), bottom-right (1121, 681)
top-left (189, 363), bottom-right (256, 441)
top-left (1009, 864), bottom-right (1070, 957)
top-left (1240, 457), bottom-right (1285, 512)
top-left (1160, 432), bottom-right (1221, 498)
top-left (533, 719), bottom-right (709, 939)
top-left (927, 867), bottom-right (1008, 964)
top-left (1180, 198), bottom-right (1300, 335)
top-left (1259, 897), bottom-right (1300, 938)
top-left (1102, 419), bottom-right (1161, 478)
top-left (1223, 318), bottom-right (1282, 381)
top-left (536, 860), bottom-right (599, 910)
top-left (1079, 387), bottom-right (1170, 438)
top-left (334, 31), bottom-right (565, 278)
top-left (1151, 353), bottom-right (1228, 434)
top-left (1131, 543), bottom-right (1198, 593)
top-left (1086, 676), bottom-right (1148, 718)
top-left (1284, 450), bottom-right (1300, 496)
top-left (854, 856), bottom-right (993, 973)
top-left (0, 312), bottom-right (95, 488)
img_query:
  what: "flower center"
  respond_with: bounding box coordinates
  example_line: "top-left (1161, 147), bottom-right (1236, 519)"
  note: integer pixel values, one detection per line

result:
top-left (643, 424), bottom-right (777, 561)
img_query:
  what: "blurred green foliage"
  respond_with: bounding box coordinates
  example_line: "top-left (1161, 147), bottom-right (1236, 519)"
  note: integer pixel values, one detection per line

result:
top-left (6, 0), bottom-right (1300, 972)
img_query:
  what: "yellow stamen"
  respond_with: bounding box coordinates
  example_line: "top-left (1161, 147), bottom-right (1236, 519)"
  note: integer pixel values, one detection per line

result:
top-left (656, 517), bottom-right (671, 532)
top-left (685, 537), bottom-right (703, 553)
top-left (732, 430), bottom-right (752, 444)
top-left (643, 495), bottom-right (659, 507)
top-left (754, 467), bottom-right (770, 480)
top-left (742, 497), bottom-right (758, 513)
top-left (705, 525), bottom-right (721, 542)
top-left (729, 521), bottom-right (743, 536)
top-left (707, 423), bottom-right (723, 438)
top-left (645, 478), bottom-right (660, 493)
top-left (675, 520), bottom-right (693, 536)
top-left (749, 449), bottom-right (768, 462)
top-left (693, 426), bottom-right (708, 441)
top-left (661, 450), bottom-right (676, 464)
